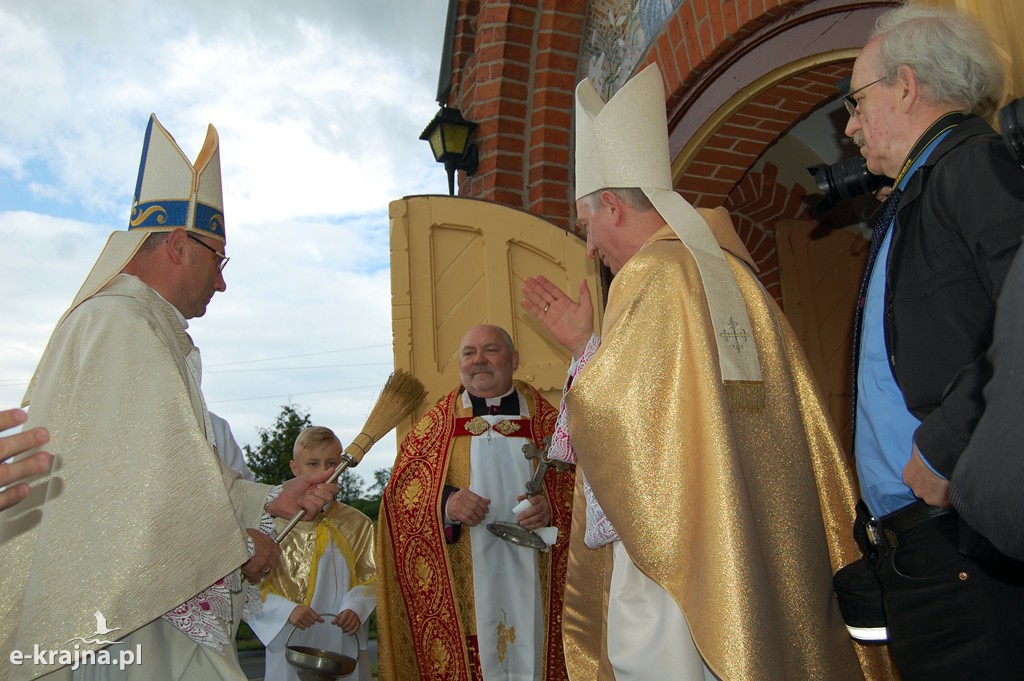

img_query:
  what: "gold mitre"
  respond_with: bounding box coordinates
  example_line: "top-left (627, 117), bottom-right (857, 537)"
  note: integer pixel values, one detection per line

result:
top-left (574, 64), bottom-right (763, 392)
top-left (69, 114), bottom-right (225, 318)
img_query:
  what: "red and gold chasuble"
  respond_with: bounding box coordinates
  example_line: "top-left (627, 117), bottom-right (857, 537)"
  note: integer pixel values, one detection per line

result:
top-left (377, 381), bottom-right (573, 681)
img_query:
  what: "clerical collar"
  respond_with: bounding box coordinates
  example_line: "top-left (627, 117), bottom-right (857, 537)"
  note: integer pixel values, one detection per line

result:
top-left (463, 388), bottom-right (520, 416)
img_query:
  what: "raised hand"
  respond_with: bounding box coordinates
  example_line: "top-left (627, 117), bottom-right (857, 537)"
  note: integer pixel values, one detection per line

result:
top-left (522, 276), bottom-right (595, 359)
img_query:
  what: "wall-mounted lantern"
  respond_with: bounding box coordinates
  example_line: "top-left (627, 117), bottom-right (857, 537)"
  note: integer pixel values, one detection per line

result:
top-left (420, 105), bottom-right (479, 196)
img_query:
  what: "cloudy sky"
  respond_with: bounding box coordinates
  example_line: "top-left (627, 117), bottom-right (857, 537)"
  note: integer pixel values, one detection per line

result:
top-left (0, 0), bottom-right (452, 485)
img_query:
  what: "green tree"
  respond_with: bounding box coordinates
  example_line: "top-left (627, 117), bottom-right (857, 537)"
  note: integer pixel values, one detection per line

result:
top-left (336, 468), bottom-right (365, 503)
top-left (369, 467), bottom-right (392, 498)
top-left (244, 403), bottom-right (311, 485)
top-left (348, 467), bottom-right (392, 521)
top-left (245, 405), bottom-right (394, 521)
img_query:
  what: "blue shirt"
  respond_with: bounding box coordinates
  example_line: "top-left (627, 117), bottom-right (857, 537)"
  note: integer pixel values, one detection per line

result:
top-left (855, 132), bottom-right (951, 518)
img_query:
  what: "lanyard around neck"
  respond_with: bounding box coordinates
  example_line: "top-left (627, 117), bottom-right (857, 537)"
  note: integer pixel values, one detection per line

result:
top-left (893, 111), bottom-right (970, 186)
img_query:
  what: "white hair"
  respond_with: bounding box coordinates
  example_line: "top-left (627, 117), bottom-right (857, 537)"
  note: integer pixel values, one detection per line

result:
top-left (872, 5), bottom-right (1004, 118)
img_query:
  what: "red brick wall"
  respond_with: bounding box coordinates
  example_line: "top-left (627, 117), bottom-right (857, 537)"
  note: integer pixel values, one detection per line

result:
top-left (727, 161), bottom-right (814, 304)
top-left (446, 0), bottom-right (586, 229)
top-left (444, 0), bottom-right (884, 297)
top-left (653, 0), bottom-right (811, 115)
top-left (679, 64), bottom-right (853, 208)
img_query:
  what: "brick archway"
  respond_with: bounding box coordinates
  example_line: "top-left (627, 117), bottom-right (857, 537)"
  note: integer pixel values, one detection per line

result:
top-left (635, 0), bottom-right (896, 295)
top-left (443, 0), bottom-right (896, 247)
top-left (679, 62), bottom-right (853, 208)
top-left (727, 161), bottom-right (815, 305)
top-left (680, 61), bottom-right (856, 306)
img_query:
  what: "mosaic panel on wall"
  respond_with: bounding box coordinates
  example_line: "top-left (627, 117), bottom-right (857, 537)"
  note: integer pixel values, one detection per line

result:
top-left (583, 0), bottom-right (684, 98)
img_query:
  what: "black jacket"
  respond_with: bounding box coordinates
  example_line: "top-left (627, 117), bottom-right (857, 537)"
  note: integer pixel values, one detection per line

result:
top-left (951, 248), bottom-right (1024, 560)
top-left (882, 115), bottom-right (1024, 477)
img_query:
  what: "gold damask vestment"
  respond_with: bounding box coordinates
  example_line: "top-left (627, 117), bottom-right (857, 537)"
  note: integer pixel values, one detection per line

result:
top-left (564, 225), bottom-right (895, 681)
top-left (262, 503), bottom-right (376, 608)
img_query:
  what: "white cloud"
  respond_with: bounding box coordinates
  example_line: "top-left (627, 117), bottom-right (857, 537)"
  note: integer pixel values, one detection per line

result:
top-left (0, 0), bottom-right (453, 484)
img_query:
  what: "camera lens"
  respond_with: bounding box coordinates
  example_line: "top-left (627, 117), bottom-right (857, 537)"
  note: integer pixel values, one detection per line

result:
top-left (808, 157), bottom-right (892, 213)
top-left (999, 98), bottom-right (1024, 170)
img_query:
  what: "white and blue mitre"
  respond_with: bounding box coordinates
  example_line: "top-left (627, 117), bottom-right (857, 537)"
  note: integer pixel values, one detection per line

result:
top-left (131, 114), bottom-right (224, 239)
top-left (66, 113), bottom-right (225, 321)
top-left (23, 115), bottom-right (226, 407)
top-left (575, 64), bottom-right (761, 387)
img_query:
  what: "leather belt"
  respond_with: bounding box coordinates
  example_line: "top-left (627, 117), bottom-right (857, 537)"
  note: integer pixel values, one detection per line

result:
top-left (865, 500), bottom-right (954, 549)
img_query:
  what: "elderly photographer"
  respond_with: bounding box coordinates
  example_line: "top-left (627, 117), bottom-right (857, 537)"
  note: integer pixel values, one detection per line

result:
top-left (844, 6), bottom-right (1024, 679)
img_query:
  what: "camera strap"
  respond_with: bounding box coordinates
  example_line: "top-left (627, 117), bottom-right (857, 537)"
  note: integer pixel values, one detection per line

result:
top-left (893, 111), bottom-right (971, 186)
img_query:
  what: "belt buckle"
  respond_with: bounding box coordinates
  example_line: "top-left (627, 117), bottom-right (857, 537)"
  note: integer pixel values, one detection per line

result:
top-left (865, 520), bottom-right (883, 547)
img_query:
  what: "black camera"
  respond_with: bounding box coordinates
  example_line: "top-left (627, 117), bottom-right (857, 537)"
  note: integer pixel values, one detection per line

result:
top-left (807, 156), bottom-right (892, 213)
top-left (999, 97), bottom-right (1024, 171)
top-left (807, 77), bottom-right (894, 213)
top-left (810, 97), bottom-right (1023, 213)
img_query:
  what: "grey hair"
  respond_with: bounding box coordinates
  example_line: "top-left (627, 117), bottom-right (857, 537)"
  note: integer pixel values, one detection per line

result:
top-left (579, 187), bottom-right (655, 213)
top-left (871, 5), bottom-right (1004, 118)
top-left (494, 326), bottom-right (515, 353)
top-left (461, 325), bottom-right (516, 353)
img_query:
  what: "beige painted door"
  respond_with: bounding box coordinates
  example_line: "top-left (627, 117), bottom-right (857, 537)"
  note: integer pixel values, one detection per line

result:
top-left (915, 0), bottom-right (1024, 100)
top-left (390, 195), bottom-right (602, 439)
top-left (775, 219), bottom-right (869, 455)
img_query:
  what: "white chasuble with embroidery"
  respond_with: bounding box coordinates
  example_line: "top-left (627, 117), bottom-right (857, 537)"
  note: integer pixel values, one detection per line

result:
top-left (464, 397), bottom-right (543, 681)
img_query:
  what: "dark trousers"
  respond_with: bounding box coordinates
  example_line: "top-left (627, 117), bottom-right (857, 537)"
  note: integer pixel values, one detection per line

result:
top-left (859, 501), bottom-right (1024, 680)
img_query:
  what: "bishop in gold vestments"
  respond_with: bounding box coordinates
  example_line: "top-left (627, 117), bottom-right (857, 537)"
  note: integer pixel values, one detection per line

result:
top-left (524, 63), bottom-right (895, 681)
top-left (563, 222), bottom-right (889, 680)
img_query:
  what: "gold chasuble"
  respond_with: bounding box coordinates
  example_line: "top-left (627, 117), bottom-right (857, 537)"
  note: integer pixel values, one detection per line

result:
top-left (261, 503), bottom-right (376, 607)
top-left (377, 382), bottom-right (573, 681)
top-left (565, 226), bottom-right (895, 681)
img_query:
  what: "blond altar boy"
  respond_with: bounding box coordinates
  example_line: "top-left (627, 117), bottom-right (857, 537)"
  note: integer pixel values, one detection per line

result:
top-left (248, 427), bottom-right (377, 681)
